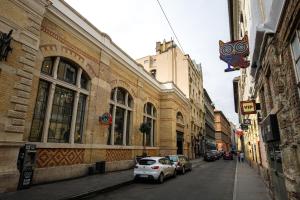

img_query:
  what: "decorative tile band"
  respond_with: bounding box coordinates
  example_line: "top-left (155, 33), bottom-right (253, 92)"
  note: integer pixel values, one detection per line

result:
top-left (36, 148), bottom-right (84, 168)
top-left (106, 149), bottom-right (132, 161)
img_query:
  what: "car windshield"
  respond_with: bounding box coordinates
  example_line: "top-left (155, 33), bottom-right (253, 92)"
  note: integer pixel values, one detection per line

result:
top-left (167, 156), bottom-right (178, 162)
top-left (139, 159), bottom-right (156, 165)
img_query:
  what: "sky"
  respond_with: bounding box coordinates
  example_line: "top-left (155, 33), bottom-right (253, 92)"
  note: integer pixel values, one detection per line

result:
top-left (65, 0), bottom-right (240, 125)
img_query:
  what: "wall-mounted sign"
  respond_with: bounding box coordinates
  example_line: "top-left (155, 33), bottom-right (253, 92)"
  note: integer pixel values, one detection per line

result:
top-left (243, 119), bottom-right (251, 125)
top-left (240, 100), bottom-right (256, 115)
top-left (99, 112), bottom-right (112, 125)
top-left (219, 35), bottom-right (250, 72)
top-left (241, 124), bottom-right (249, 130)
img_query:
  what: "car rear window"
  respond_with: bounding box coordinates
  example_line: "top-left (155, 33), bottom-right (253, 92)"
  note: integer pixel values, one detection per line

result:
top-left (167, 156), bottom-right (178, 162)
top-left (139, 159), bottom-right (156, 165)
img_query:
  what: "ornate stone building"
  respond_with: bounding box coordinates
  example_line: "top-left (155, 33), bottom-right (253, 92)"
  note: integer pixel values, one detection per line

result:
top-left (0, 0), bottom-right (191, 192)
top-left (136, 40), bottom-right (205, 158)
top-left (204, 89), bottom-right (216, 151)
top-left (229, 0), bottom-right (300, 199)
top-left (214, 110), bottom-right (231, 152)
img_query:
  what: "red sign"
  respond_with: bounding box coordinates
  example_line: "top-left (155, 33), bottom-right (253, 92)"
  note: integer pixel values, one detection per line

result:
top-left (99, 112), bottom-right (112, 125)
top-left (235, 129), bottom-right (244, 137)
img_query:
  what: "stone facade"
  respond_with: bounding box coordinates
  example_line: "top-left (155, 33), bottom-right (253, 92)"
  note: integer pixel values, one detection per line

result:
top-left (214, 110), bottom-right (231, 151)
top-left (229, 0), bottom-right (300, 199)
top-left (136, 40), bottom-right (205, 158)
top-left (0, 0), bottom-right (191, 192)
top-left (204, 89), bottom-right (216, 151)
top-left (255, 2), bottom-right (300, 198)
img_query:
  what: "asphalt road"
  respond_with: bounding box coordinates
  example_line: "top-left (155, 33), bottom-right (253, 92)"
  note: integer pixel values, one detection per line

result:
top-left (89, 158), bottom-right (236, 200)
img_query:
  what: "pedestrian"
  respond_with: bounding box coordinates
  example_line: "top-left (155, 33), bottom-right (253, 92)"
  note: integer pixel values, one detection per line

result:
top-left (237, 151), bottom-right (240, 162)
top-left (240, 152), bottom-right (245, 162)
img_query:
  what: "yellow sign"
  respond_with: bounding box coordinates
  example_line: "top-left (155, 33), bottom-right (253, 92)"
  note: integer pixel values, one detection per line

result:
top-left (240, 100), bottom-right (256, 115)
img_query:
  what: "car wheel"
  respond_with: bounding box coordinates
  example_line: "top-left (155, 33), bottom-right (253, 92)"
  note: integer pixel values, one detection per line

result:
top-left (158, 173), bottom-right (164, 184)
top-left (133, 176), bottom-right (139, 183)
top-left (182, 167), bottom-right (186, 174)
top-left (173, 170), bottom-right (177, 178)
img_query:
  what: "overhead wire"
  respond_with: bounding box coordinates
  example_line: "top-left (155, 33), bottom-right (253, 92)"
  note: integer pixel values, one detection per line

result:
top-left (156, 0), bottom-right (185, 54)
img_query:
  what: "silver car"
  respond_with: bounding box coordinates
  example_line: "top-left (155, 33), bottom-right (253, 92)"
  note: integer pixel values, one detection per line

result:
top-left (134, 157), bottom-right (176, 183)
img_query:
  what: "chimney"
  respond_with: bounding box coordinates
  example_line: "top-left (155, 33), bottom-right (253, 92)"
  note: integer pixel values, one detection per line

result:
top-left (156, 42), bottom-right (161, 54)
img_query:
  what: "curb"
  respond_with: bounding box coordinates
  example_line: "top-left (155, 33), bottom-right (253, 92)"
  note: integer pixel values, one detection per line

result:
top-left (233, 160), bottom-right (238, 200)
top-left (61, 159), bottom-right (205, 200)
top-left (60, 180), bottom-right (134, 200)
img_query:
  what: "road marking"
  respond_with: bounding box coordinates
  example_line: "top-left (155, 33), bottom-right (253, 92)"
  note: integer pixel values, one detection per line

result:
top-left (233, 160), bottom-right (238, 200)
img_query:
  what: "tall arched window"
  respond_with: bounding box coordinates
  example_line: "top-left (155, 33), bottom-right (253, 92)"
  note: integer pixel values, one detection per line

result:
top-left (176, 112), bottom-right (184, 125)
top-left (143, 102), bottom-right (157, 146)
top-left (29, 57), bottom-right (90, 144)
top-left (108, 87), bottom-right (133, 145)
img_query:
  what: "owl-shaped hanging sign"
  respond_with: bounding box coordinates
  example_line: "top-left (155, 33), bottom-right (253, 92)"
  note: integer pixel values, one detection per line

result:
top-left (219, 35), bottom-right (250, 72)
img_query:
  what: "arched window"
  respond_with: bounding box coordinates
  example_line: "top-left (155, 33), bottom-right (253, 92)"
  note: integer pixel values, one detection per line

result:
top-left (143, 102), bottom-right (157, 146)
top-left (108, 87), bottom-right (133, 145)
top-left (29, 57), bottom-right (90, 143)
top-left (176, 112), bottom-right (184, 125)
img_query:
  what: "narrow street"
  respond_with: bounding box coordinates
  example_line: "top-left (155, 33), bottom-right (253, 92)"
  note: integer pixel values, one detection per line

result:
top-left (90, 159), bottom-right (236, 200)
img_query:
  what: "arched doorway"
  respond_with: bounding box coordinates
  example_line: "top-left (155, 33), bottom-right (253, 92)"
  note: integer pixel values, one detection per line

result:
top-left (176, 112), bottom-right (184, 155)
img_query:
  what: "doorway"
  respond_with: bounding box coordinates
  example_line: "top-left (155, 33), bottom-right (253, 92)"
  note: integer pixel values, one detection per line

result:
top-left (177, 131), bottom-right (184, 154)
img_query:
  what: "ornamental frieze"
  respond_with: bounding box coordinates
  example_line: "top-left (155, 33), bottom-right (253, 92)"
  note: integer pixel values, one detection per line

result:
top-left (41, 25), bottom-right (101, 65)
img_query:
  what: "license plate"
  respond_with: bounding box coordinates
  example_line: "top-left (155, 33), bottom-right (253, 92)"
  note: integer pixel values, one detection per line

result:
top-left (140, 174), bottom-right (148, 178)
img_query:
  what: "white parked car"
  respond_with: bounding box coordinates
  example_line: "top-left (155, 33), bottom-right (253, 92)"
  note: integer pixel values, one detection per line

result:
top-left (134, 157), bottom-right (176, 183)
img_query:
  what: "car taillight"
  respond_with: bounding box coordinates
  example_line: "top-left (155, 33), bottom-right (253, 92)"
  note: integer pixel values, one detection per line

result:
top-left (151, 166), bottom-right (160, 169)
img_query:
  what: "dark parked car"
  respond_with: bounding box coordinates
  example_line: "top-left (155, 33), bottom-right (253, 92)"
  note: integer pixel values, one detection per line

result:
top-left (223, 152), bottom-right (233, 160)
top-left (166, 155), bottom-right (192, 174)
top-left (204, 152), bottom-right (216, 161)
top-left (210, 150), bottom-right (221, 160)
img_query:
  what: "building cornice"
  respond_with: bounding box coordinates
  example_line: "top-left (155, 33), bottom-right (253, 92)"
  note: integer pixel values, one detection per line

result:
top-left (47, 0), bottom-right (188, 103)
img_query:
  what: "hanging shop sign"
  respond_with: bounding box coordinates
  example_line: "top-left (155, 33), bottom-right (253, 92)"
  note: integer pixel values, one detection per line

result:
top-left (241, 124), bottom-right (249, 130)
top-left (219, 35), bottom-right (250, 72)
top-left (240, 100), bottom-right (256, 115)
top-left (243, 119), bottom-right (251, 125)
top-left (99, 112), bottom-right (112, 125)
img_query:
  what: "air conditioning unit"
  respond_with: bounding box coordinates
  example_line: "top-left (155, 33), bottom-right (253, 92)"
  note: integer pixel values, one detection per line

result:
top-left (261, 114), bottom-right (280, 142)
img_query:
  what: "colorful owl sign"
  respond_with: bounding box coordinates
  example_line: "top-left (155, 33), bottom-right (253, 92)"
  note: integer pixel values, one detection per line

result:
top-left (219, 35), bottom-right (250, 72)
top-left (99, 112), bottom-right (112, 125)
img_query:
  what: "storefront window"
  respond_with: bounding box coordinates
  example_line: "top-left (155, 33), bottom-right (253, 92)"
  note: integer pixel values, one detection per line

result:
top-left (29, 80), bottom-right (50, 141)
top-left (29, 57), bottom-right (90, 144)
top-left (108, 87), bottom-right (133, 145)
top-left (143, 102), bottom-right (156, 146)
top-left (75, 94), bottom-right (87, 143)
top-left (48, 86), bottom-right (74, 143)
top-left (57, 60), bottom-right (77, 85)
top-left (41, 57), bottom-right (54, 76)
top-left (80, 72), bottom-right (89, 89)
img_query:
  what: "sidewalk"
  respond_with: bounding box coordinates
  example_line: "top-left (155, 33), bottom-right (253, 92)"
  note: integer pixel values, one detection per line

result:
top-left (234, 161), bottom-right (271, 200)
top-left (0, 158), bottom-right (204, 200)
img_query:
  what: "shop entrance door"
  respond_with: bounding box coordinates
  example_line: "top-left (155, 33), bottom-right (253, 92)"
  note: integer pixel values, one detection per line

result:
top-left (177, 131), bottom-right (183, 154)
